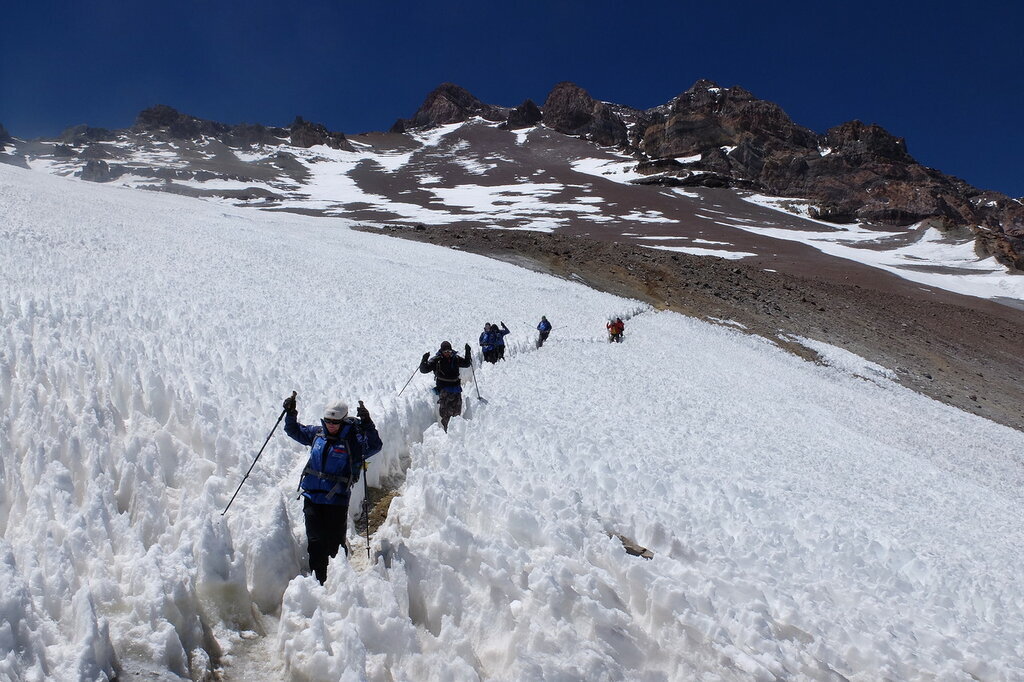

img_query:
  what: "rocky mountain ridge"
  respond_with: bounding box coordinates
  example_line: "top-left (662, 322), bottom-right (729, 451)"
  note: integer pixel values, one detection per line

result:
top-left (1, 78), bottom-right (1021, 272)
top-left (396, 80), bottom-right (1024, 270)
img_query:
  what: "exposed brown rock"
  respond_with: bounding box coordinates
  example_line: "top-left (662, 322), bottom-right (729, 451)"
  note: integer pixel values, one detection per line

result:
top-left (542, 82), bottom-right (628, 147)
top-left (503, 99), bottom-right (543, 129)
top-left (135, 104), bottom-right (230, 140)
top-left (76, 142), bottom-right (110, 159)
top-left (640, 80), bottom-right (817, 162)
top-left (289, 116), bottom-right (352, 150)
top-left (59, 124), bottom-right (115, 145)
top-left (394, 83), bottom-right (508, 132)
top-left (631, 80), bottom-right (1023, 268)
top-left (824, 120), bottom-right (912, 163)
top-left (135, 105), bottom-right (296, 148)
top-left (223, 122), bottom-right (288, 148)
top-left (80, 159), bottom-right (120, 182)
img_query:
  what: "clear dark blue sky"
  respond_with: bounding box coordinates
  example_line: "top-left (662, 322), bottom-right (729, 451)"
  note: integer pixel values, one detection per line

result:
top-left (2, 1), bottom-right (1022, 196)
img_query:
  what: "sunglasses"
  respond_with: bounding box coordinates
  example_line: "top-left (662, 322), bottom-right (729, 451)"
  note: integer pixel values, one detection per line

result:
top-left (324, 418), bottom-right (344, 425)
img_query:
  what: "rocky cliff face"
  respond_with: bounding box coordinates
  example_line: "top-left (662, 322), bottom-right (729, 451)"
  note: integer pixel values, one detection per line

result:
top-left (390, 83), bottom-right (508, 133)
top-left (541, 82), bottom-right (628, 147)
top-left (628, 80), bottom-right (1023, 269)
top-left (289, 116), bottom-right (352, 150)
top-left (503, 99), bottom-right (543, 130)
top-left (639, 80), bottom-right (818, 164)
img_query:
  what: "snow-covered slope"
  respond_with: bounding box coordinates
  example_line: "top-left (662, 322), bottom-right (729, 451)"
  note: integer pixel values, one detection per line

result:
top-left (2, 164), bottom-right (1022, 680)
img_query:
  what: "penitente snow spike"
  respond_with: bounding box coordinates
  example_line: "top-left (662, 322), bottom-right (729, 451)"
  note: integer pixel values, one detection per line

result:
top-left (357, 399), bottom-right (373, 561)
top-left (223, 391), bottom-right (295, 515)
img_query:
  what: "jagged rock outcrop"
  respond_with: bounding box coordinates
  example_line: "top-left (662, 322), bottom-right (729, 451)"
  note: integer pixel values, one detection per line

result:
top-left (59, 125), bottom-right (115, 145)
top-left (640, 80), bottom-right (817, 170)
top-left (391, 83), bottom-right (508, 132)
top-left (135, 105), bottom-right (231, 140)
top-left (223, 123), bottom-right (289, 148)
top-left (629, 79), bottom-right (1023, 269)
top-left (542, 82), bottom-right (628, 147)
top-left (0, 123), bottom-right (10, 151)
top-left (503, 99), bottom-right (543, 129)
top-left (289, 117), bottom-right (352, 150)
top-left (78, 144), bottom-right (112, 160)
top-left (823, 120), bottom-right (912, 163)
top-left (80, 160), bottom-right (122, 182)
top-left (134, 105), bottom-right (296, 148)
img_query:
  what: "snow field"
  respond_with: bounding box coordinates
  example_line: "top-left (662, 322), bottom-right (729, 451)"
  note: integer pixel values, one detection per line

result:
top-left (351, 316), bottom-right (1024, 680)
top-left (2, 163), bottom-right (1023, 680)
top-left (0, 165), bottom-right (631, 679)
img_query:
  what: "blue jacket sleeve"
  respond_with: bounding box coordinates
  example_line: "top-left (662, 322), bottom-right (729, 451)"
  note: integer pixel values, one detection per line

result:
top-left (284, 412), bottom-right (317, 446)
top-left (355, 423), bottom-right (383, 461)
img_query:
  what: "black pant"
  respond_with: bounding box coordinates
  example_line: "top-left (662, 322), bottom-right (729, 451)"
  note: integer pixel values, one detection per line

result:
top-left (538, 331), bottom-right (550, 347)
top-left (303, 497), bottom-right (350, 584)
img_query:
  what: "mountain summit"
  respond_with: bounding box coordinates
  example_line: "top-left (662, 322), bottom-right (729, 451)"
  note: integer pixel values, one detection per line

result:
top-left (388, 79), bottom-right (1023, 269)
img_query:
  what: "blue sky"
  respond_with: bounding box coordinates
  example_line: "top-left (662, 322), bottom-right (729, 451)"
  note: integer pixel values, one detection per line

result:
top-left (2, 1), bottom-right (1021, 196)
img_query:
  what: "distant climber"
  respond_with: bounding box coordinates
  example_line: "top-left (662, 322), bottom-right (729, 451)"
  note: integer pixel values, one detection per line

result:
top-left (480, 323), bottom-right (499, 364)
top-left (607, 317), bottom-right (625, 343)
top-left (420, 341), bottom-right (473, 431)
top-left (282, 394), bottom-right (382, 584)
top-left (536, 316), bottom-right (552, 347)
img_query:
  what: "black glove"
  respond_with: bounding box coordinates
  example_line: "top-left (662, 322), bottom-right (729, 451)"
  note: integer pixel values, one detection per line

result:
top-left (464, 343), bottom-right (471, 357)
top-left (282, 392), bottom-right (297, 415)
top-left (356, 400), bottom-right (372, 425)
top-left (422, 352), bottom-right (430, 363)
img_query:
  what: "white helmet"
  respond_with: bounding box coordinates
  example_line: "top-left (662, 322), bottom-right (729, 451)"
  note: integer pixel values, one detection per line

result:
top-left (323, 400), bottom-right (348, 421)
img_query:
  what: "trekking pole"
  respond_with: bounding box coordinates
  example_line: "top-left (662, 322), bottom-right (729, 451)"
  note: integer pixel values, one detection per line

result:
top-left (361, 461), bottom-right (372, 561)
top-left (468, 358), bottom-right (487, 403)
top-left (222, 391), bottom-right (295, 515)
top-left (397, 365), bottom-right (418, 397)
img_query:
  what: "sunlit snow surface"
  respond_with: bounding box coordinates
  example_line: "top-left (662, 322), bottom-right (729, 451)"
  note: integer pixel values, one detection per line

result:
top-left (2, 164), bottom-right (1023, 680)
top-left (735, 194), bottom-right (1024, 302)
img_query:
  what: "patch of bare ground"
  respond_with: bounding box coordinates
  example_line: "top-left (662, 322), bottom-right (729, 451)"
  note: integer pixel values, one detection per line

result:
top-left (361, 224), bottom-right (1024, 433)
top-left (355, 487), bottom-right (401, 537)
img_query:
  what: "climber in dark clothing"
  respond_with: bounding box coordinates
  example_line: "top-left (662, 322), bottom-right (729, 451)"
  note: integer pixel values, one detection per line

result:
top-left (536, 316), bottom-right (552, 347)
top-left (479, 323), bottom-right (499, 364)
top-left (420, 341), bottom-right (473, 431)
top-left (494, 322), bottom-right (511, 360)
top-left (283, 394), bottom-right (383, 584)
